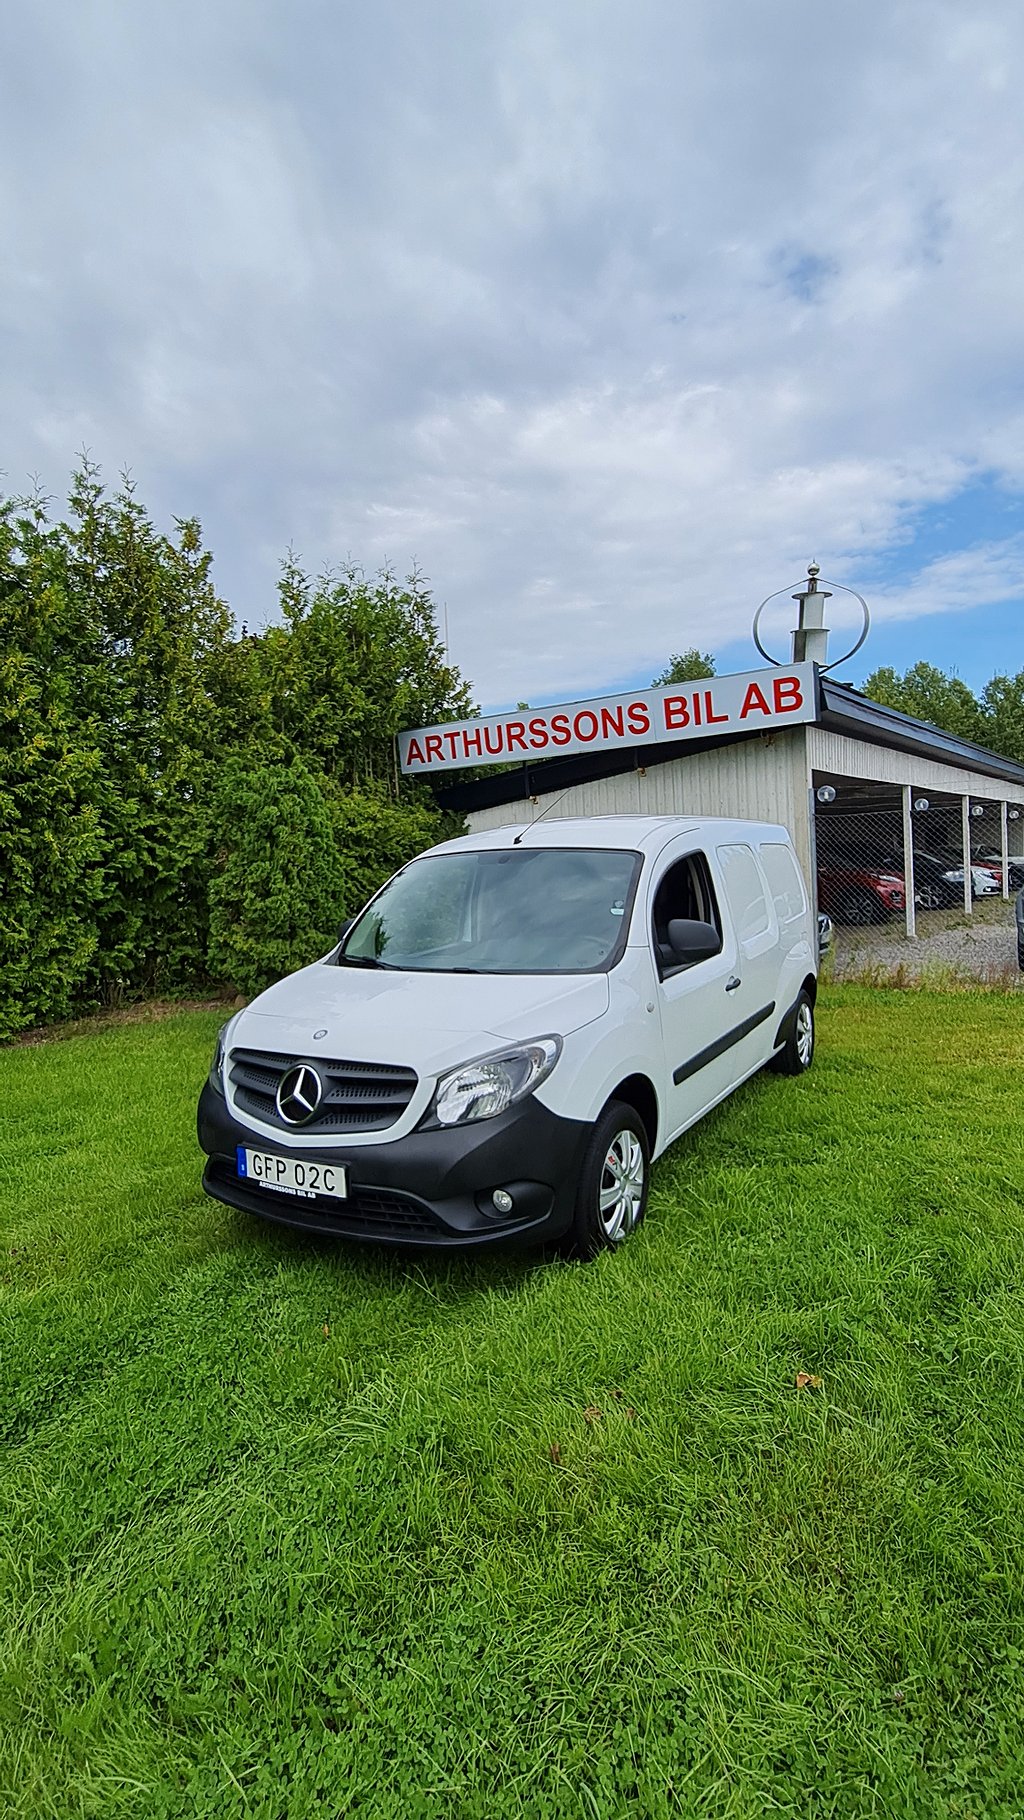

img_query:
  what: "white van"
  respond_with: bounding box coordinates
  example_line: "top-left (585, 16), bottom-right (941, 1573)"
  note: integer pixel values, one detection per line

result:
top-left (198, 816), bottom-right (817, 1258)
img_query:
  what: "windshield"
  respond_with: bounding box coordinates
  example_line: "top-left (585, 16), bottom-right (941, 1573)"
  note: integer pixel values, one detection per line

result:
top-left (339, 847), bottom-right (641, 974)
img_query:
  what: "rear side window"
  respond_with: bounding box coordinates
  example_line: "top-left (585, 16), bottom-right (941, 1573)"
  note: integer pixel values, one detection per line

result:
top-left (759, 842), bottom-right (807, 924)
top-left (717, 843), bottom-right (771, 945)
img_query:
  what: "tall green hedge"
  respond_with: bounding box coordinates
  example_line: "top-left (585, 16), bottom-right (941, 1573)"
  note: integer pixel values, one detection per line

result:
top-left (0, 467), bottom-right (470, 1036)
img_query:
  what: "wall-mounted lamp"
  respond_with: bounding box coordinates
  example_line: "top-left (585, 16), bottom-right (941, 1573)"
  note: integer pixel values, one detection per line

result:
top-left (970, 803), bottom-right (985, 818)
top-left (816, 784), bottom-right (837, 804)
top-left (913, 797), bottom-right (930, 812)
top-left (1010, 809), bottom-right (1021, 821)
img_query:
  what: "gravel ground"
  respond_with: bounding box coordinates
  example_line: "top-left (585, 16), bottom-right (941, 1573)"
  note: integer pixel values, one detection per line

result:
top-left (829, 895), bottom-right (1022, 985)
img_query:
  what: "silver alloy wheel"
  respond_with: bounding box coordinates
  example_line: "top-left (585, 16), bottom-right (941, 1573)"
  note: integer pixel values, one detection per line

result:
top-left (599, 1129), bottom-right (646, 1241)
top-left (795, 1001), bottom-right (814, 1068)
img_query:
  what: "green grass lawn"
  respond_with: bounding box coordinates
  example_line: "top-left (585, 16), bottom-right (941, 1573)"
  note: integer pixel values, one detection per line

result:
top-left (2, 991), bottom-right (1024, 1819)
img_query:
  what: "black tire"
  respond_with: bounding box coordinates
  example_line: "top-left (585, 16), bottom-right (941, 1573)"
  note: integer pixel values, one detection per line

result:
top-left (838, 886), bottom-right (880, 926)
top-left (770, 990), bottom-right (815, 1076)
top-left (565, 1100), bottom-right (650, 1261)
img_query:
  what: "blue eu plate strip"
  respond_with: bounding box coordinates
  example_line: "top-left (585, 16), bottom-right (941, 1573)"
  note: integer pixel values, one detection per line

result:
top-left (236, 1146), bottom-right (248, 1177)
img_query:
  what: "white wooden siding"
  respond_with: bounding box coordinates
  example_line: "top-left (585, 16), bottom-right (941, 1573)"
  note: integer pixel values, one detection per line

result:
top-left (807, 727), bottom-right (1024, 804)
top-left (466, 728), bottom-right (815, 882)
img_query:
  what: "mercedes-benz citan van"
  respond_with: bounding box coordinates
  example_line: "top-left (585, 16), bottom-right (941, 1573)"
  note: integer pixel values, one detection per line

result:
top-left (198, 816), bottom-right (817, 1258)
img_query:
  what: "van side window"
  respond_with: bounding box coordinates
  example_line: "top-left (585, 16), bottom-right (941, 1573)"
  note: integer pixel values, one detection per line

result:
top-left (651, 852), bottom-right (721, 978)
top-left (759, 842), bottom-right (806, 923)
top-left (716, 843), bottom-right (771, 945)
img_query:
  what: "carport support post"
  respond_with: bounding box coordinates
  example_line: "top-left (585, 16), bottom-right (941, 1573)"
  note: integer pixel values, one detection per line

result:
top-left (1001, 800), bottom-right (1010, 899)
top-left (902, 784), bottom-right (916, 939)
top-left (961, 796), bottom-right (973, 916)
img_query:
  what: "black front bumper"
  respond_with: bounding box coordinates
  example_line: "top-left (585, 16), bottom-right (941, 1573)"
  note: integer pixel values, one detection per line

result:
top-left (197, 1082), bottom-right (590, 1249)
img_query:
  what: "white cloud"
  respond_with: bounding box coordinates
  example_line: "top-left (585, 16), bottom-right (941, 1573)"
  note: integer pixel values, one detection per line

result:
top-left (1, 0), bottom-right (1023, 705)
top-left (869, 540), bottom-right (1024, 623)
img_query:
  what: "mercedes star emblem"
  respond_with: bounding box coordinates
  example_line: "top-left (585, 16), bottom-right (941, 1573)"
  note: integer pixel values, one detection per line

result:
top-left (276, 1063), bottom-right (324, 1125)
top-left (313, 1028), bottom-right (327, 1040)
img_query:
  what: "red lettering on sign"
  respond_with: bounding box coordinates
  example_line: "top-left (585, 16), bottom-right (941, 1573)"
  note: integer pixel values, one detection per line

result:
top-left (691, 691), bottom-right (702, 726)
top-left (443, 731), bottom-right (460, 758)
top-left (405, 737), bottom-right (426, 767)
top-left (528, 717), bottom-right (550, 749)
top-left (739, 683), bottom-right (771, 719)
top-left (461, 727), bottom-right (483, 757)
top-left (549, 713), bottom-right (572, 745)
top-left (574, 710), bottom-right (599, 741)
top-left (627, 700), bottom-right (650, 735)
top-left (600, 705), bottom-right (625, 739)
top-left (505, 720), bottom-right (528, 752)
top-left (705, 690), bottom-right (728, 724)
top-left (424, 734), bottom-right (444, 762)
top-left (773, 674), bottom-right (803, 713)
top-left (663, 695), bottom-right (690, 729)
top-left (483, 725), bottom-right (505, 755)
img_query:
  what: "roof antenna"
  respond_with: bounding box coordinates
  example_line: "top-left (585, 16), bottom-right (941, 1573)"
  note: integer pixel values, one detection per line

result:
top-left (512, 785), bottom-right (576, 845)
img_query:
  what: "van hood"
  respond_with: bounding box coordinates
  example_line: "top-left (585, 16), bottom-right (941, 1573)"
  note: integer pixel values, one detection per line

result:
top-left (233, 961), bottom-right (609, 1075)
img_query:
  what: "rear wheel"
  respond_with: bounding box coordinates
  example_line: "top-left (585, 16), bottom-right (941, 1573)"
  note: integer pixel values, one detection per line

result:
top-left (565, 1101), bottom-right (649, 1261)
top-left (771, 991), bottom-right (815, 1076)
top-left (840, 886), bottom-right (880, 925)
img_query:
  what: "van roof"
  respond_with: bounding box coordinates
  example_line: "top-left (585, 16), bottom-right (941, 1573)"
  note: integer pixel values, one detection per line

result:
top-left (434, 814), bottom-right (790, 858)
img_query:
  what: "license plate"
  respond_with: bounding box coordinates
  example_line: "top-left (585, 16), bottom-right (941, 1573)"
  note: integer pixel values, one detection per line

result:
top-left (237, 1147), bottom-right (348, 1201)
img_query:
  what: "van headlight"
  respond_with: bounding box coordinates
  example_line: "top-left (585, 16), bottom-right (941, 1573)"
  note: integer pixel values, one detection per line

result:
top-left (429, 1037), bottom-right (562, 1129)
top-left (208, 1019), bottom-right (235, 1096)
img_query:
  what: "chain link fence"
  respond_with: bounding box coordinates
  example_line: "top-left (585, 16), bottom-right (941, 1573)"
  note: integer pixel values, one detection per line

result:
top-left (812, 775), bottom-right (1023, 983)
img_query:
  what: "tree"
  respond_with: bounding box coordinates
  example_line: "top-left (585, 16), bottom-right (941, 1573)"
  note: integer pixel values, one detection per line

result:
top-left (860, 662), bottom-right (986, 745)
top-left (329, 787), bottom-right (456, 917)
top-left (980, 671), bottom-right (1024, 766)
top-left (206, 756), bottom-right (344, 996)
top-left (0, 485), bottom-right (112, 1033)
top-left (0, 466), bottom-right (472, 1034)
top-left (651, 649), bottom-right (716, 687)
top-left (262, 560), bottom-right (473, 796)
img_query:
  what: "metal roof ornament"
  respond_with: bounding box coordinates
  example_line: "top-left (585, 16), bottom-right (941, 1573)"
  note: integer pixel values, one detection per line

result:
top-left (752, 563), bottom-right (871, 672)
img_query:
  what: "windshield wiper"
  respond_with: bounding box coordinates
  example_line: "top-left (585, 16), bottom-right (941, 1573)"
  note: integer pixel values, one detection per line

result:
top-left (334, 953), bottom-right (391, 969)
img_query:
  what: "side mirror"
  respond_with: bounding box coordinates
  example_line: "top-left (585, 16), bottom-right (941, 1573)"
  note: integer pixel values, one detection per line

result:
top-left (666, 917), bottom-right (722, 964)
top-left (337, 917), bottom-right (355, 945)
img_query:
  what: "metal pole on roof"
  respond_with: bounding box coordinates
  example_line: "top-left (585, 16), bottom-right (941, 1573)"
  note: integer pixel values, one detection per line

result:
top-left (902, 785), bottom-right (916, 940)
top-left (961, 797), bottom-right (973, 917)
top-left (790, 563), bottom-right (832, 666)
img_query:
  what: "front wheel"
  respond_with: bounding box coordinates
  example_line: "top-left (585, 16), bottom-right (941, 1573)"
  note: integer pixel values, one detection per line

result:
top-left (770, 991), bottom-right (815, 1076)
top-left (565, 1101), bottom-right (650, 1261)
top-left (838, 886), bottom-right (879, 925)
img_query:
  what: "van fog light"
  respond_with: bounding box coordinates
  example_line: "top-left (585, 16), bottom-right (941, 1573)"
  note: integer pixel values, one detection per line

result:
top-left (492, 1189), bottom-right (514, 1214)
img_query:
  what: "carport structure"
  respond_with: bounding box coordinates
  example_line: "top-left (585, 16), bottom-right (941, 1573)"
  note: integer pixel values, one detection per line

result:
top-left (436, 676), bottom-right (1024, 943)
top-left (809, 691), bottom-right (1024, 937)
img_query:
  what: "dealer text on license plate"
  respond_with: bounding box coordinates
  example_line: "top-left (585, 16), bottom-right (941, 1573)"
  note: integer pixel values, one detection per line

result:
top-left (237, 1147), bottom-right (347, 1201)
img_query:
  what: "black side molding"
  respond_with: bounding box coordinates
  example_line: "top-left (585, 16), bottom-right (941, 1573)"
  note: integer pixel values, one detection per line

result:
top-left (673, 1002), bottom-right (776, 1085)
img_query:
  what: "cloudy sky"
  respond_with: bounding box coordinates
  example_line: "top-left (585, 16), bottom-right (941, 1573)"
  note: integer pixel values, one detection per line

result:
top-left (3, 0), bottom-right (1024, 709)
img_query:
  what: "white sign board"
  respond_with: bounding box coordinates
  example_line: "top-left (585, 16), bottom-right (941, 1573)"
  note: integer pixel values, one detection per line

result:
top-left (399, 663), bottom-right (818, 775)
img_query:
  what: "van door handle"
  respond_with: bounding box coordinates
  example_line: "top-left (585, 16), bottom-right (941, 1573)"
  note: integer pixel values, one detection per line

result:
top-left (725, 976), bottom-right (741, 992)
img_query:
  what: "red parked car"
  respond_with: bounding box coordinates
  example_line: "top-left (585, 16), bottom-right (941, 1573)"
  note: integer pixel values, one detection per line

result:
top-left (817, 863), bottom-right (905, 925)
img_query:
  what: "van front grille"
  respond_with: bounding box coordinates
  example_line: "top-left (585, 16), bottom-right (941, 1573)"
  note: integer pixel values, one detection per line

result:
top-left (228, 1049), bottom-right (417, 1136)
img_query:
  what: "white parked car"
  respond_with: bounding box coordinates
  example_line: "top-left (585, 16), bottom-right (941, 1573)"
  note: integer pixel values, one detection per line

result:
top-left (198, 817), bottom-right (818, 1258)
top-left (939, 862), bottom-right (1001, 897)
